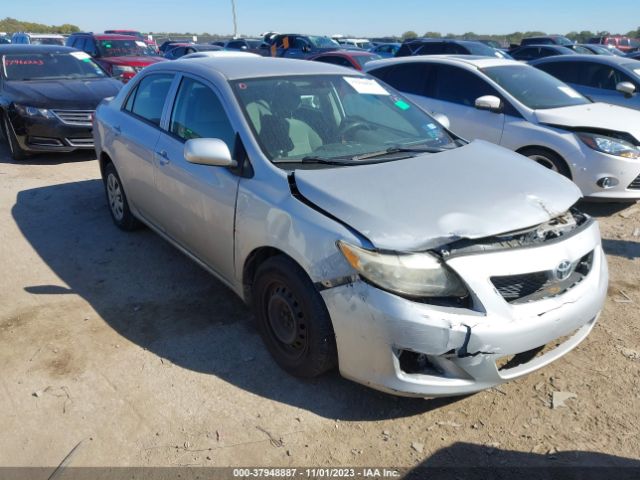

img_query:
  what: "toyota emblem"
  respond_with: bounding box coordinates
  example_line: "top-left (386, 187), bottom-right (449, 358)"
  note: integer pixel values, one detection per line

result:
top-left (554, 260), bottom-right (572, 281)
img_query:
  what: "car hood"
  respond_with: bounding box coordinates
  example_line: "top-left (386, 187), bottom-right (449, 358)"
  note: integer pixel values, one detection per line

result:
top-left (293, 140), bottom-right (582, 251)
top-left (99, 55), bottom-right (166, 67)
top-left (534, 102), bottom-right (640, 139)
top-left (4, 78), bottom-right (122, 110)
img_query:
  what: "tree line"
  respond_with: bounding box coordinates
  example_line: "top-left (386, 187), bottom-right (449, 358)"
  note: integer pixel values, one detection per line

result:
top-left (399, 28), bottom-right (640, 45)
top-left (0, 17), bottom-right (80, 34)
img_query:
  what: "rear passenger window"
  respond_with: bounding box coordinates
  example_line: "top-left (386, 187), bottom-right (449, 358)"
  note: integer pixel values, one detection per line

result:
top-left (125, 74), bottom-right (174, 126)
top-left (433, 65), bottom-right (498, 106)
top-left (170, 77), bottom-right (235, 151)
top-left (377, 63), bottom-right (433, 96)
top-left (537, 62), bottom-right (581, 84)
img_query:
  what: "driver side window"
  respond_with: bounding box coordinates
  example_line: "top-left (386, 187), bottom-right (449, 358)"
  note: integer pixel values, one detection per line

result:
top-left (170, 77), bottom-right (235, 152)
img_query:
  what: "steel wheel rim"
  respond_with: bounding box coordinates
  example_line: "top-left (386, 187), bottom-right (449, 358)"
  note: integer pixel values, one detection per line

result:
top-left (529, 154), bottom-right (558, 172)
top-left (264, 281), bottom-right (308, 360)
top-left (106, 173), bottom-right (124, 221)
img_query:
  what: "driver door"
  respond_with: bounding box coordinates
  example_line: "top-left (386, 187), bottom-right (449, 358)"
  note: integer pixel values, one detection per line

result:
top-left (152, 75), bottom-right (240, 282)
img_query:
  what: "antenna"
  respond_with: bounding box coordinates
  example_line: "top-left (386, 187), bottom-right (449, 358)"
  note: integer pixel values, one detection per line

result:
top-left (231, 0), bottom-right (238, 38)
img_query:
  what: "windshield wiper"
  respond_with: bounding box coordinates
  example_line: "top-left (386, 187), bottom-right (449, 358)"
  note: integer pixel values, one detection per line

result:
top-left (273, 156), bottom-right (352, 166)
top-left (352, 146), bottom-right (449, 162)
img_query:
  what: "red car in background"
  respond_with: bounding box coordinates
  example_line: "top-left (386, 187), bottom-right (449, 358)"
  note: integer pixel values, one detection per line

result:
top-left (587, 35), bottom-right (640, 53)
top-left (308, 50), bottom-right (382, 71)
top-left (66, 33), bottom-right (167, 82)
top-left (105, 29), bottom-right (158, 52)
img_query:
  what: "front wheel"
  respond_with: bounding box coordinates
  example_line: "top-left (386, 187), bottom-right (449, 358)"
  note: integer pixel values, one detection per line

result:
top-left (520, 147), bottom-right (571, 178)
top-left (252, 255), bottom-right (338, 378)
top-left (103, 162), bottom-right (140, 231)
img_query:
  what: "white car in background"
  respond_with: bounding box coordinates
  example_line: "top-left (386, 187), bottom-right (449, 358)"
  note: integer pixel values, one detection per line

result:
top-left (366, 56), bottom-right (640, 200)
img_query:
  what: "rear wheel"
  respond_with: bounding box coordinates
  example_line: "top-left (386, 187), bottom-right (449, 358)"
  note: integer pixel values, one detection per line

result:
top-left (103, 162), bottom-right (140, 231)
top-left (2, 113), bottom-right (27, 161)
top-left (520, 147), bottom-right (571, 178)
top-left (252, 255), bottom-right (338, 378)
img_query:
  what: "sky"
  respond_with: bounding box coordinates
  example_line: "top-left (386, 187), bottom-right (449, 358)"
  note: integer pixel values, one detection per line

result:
top-left (5, 0), bottom-right (640, 37)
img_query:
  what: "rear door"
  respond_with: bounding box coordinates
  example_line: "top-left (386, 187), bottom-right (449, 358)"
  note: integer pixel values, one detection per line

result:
top-left (111, 72), bottom-right (176, 226)
top-left (152, 74), bottom-right (240, 282)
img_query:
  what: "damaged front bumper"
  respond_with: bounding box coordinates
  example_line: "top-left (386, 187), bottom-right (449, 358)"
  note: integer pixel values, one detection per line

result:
top-left (321, 219), bottom-right (607, 397)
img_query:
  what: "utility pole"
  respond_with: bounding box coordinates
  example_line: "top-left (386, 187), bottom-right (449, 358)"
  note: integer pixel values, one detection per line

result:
top-left (231, 0), bottom-right (238, 38)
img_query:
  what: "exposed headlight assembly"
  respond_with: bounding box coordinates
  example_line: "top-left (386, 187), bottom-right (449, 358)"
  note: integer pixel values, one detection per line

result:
top-left (577, 132), bottom-right (640, 159)
top-left (337, 241), bottom-right (468, 297)
top-left (14, 104), bottom-right (56, 119)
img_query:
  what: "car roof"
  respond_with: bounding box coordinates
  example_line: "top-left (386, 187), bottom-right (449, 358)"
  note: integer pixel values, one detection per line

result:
top-left (0, 44), bottom-right (76, 54)
top-left (531, 53), bottom-right (636, 66)
top-left (364, 54), bottom-right (522, 71)
top-left (13, 33), bottom-right (64, 38)
top-left (148, 55), bottom-right (364, 79)
top-left (315, 50), bottom-right (377, 57)
top-left (517, 44), bottom-right (573, 50)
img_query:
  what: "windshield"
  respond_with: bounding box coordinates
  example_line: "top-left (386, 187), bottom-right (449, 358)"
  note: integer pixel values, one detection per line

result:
top-left (554, 36), bottom-right (574, 46)
top-left (97, 39), bottom-right (150, 57)
top-left (233, 75), bottom-right (458, 165)
top-left (31, 37), bottom-right (65, 46)
top-left (466, 42), bottom-right (499, 56)
top-left (2, 52), bottom-right (107, 81)
top-left (308, 36), bottom-right (340, 48)
top-left (354, 54), bottom-right (381, 68)
top-left (482, 65), bottom-right (590, 110)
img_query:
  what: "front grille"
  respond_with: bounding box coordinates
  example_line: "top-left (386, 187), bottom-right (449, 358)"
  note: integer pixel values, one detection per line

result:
top-left (491, 251), bottom-right (594, 304)
top-left (52, 110), bottom-right (94, 126)
top-left (628, 174), bottom-right (640, 190)
top-left (66, 137), bottom-right (94, 148)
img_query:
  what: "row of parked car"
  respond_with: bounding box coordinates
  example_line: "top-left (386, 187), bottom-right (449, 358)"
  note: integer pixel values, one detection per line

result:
top-left (0, 25), bottom-right (636, 396)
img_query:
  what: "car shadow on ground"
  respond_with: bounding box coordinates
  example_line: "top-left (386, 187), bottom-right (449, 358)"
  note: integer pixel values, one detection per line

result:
top-left (0, 144), bottom-right (96, 165)
top-left (404, 442), bottom-right (640, 479)
top-left (12, 179), bottom-right (465, 421)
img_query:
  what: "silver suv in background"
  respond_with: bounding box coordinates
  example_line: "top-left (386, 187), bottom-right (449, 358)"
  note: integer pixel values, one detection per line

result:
top-left (10, 32), bottom-right (65, 46)
top-left (93, 57), bottom-right (607, 397)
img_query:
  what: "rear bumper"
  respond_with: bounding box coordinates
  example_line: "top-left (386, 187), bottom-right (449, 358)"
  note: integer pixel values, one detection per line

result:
top-left (322, 220), bottom-right (607, 397)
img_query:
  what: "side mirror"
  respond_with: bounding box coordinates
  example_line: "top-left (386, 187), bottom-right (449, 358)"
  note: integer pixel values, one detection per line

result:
top-left (302, 45), bottom-right (311, 53)
top-left (475, 95), bottom-right (503, 113)
top-left (616, 81), bottom-right (636, 97)
top-left (184, 138), bottom-right (236, 167)
top-left (432, 113), bottom-right (451, 130)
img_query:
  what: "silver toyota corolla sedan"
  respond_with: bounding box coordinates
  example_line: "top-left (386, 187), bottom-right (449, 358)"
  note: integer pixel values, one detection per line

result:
top-left (93, 57), bottom-right (608, 397)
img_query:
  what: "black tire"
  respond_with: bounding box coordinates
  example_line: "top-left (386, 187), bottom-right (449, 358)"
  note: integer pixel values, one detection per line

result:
top-left (519, 147), bottom-right (571, 178)
top-left (103, 162), bottom-right (140, 231)
top-left (252, 255), bottom-right (338, 378)
top-left (2, 113), bottom-right (27, 161)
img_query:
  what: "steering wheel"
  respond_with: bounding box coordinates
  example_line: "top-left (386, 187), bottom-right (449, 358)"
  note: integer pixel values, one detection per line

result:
top-left (339, 119), bottom-right (373, 140)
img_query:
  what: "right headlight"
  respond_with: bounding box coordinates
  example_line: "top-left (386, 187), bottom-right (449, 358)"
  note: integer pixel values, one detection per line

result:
top-left (337, 240), bottom-right (468, 298)
top-left (577, 132), bottom-right (640, 159)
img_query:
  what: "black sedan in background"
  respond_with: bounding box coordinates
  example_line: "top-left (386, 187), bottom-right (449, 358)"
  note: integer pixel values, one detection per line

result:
top-left (0, 45), bottom-right (122, 160)
top-left (164, 43), bottom-right (222, 60)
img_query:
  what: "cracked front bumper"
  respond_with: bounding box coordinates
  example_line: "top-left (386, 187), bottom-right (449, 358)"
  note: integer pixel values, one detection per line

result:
top-left (321, 220), bottom-right (607, 397)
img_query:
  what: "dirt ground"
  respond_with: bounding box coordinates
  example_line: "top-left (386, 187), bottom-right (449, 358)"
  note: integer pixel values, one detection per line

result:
top-left (0, 145), bottom-right (639, 474)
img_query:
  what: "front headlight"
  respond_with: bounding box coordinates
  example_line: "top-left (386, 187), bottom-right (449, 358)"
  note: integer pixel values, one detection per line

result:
top-left (337, 241), bottom-right (468, 297)
top-left (14, 104), bottom-right (56, 119)
top-left (577, 132), bottom-right (640, 159)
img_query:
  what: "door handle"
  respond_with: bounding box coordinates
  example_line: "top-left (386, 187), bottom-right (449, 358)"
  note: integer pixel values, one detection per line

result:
top-left (155, 150), bottom-right (170, 165)
top-left (113, 125), bottom-right (121, 135)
